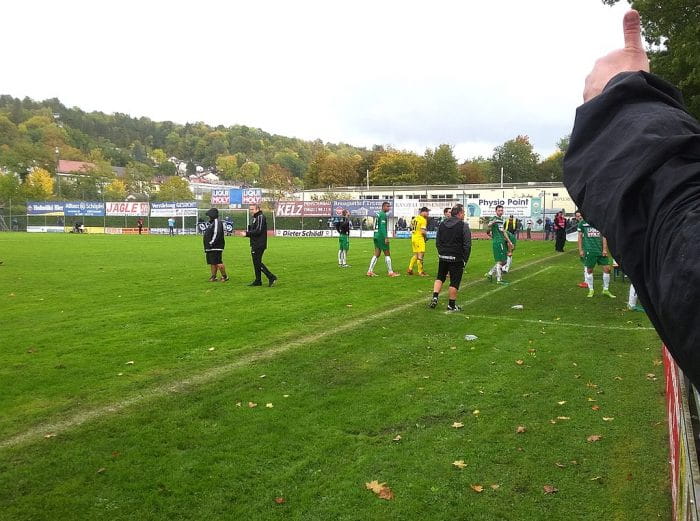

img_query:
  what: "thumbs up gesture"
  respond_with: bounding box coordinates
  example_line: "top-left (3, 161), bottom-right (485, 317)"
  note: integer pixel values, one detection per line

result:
top-left (583, 10), bottom-right (650, 102)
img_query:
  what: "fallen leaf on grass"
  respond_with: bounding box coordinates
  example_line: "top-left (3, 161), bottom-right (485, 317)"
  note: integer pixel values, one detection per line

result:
top-left (235, 402), bottom-right (241, 407)
top-left (591, 405), bottom-right (600, 411)
top-left (543, 485), bottom-right (558, 494)
top-left (117, 373), bottom-right (124, 376)
top-left (557, 416), bottom-right (571, 420)
top-left (392, 435), bottom-right (402, 442)
top-left (602, 417), bottom-right (614, 421)
top-left (590, 476), bottom-right (602, 481)
top-left (587, 434), bottom-right (602, 443)
top-left (646, 373), bottom-right (657, 381)
top-left (472, 410), bottom-right (480, 416)
top-left (248, 402), bottom-right (257, 408)
top-left (470, 484), bottom-right (484, 493)
top-left (365, 480), bottom-right (394, 500)
top-left (452, 422), bottom-right (464, 429)
top-left (125, 361), bottom-right (135, 365)
top-left (587, 397), bottom-right (596, 402)
top-left (613, 376), bottom-right (622, 380)
top-left (555, 462), bottom-right (566, 468)
top-left (44, 433), bottom-right (56, 439)
top-left (266, 403), bottom-right (274, 408)
top-left (515, 360), bottom-right (524, 365)
top-left (274, 497), bottom-right (285, 504)
top-left (516, 425), bottom-right (527, 433)
top-left (652, 359), bottom-right (662, 367)
top-left (283, 394), bottom-right (289, 398)
top-left (528, 348), bottom-right (536, 353)
top-left (208, 347), bottom-right (215, 352)
top-left (586, 382), bottom-right (598, 389)
top-left (111, 451), bottom-right (120, 458)
top-left (549, 419), bottom-right (557, 424)
top-left (96, 467), bottom-right (106, 474)
top-left (346, 304), bottom-right (353, 308)
top-left (453, 460), bottom-right (467, 469)
top-left (490, 484), bottom-right (500, 490)
top-left (557, 401), bottom-right (567, 405)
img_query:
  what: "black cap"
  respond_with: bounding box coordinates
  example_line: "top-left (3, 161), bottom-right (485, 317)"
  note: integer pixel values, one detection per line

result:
top-left (206, 208), bottom-right (219, 219)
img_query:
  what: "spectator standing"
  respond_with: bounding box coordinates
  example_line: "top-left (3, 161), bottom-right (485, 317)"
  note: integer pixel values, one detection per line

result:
top-left (244, 204), bottom-right (277, 287)
top-left (553, 211), bottom-right (566, 252)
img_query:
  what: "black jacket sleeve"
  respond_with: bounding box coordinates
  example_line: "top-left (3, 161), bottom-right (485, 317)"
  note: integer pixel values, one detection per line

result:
top-left (564, 71), bottom-right (700, 388)
top-left (246, 214), bottom-right (265, 238)
top-left (462, 223), bottom-right (472, 264)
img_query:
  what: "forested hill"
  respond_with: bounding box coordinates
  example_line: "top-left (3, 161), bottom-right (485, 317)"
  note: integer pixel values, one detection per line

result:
top-left (0, 95), bottom-right (567, 196)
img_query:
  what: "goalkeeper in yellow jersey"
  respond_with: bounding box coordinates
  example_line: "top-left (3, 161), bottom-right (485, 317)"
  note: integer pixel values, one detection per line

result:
top-left (407, 206), bottom-right (430, 276)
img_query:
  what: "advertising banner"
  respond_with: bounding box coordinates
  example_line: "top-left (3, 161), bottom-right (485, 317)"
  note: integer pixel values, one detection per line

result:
top-left (275, 229), bottom-right (333, 238)
top-left (105, 202), bottom-right (150, 216)
top-left (150, 201), bottom-right (198, 217)
top-left (466, 198), bottom-right (532, 218)
top-left (63, 201), bottom-right (105, 217)
top-left (242, 188), bottom-right (262, 205)
top-left (27, 225), bottom-right (64, 233)
top-left (392, 200), bottom-right (422, 218)
top-left (27, 202), bottom-right (65, 216)
top-left (211, 189), bottom-right (230, 205)
top-left (275, 201), bottom-right (332, 217)
top-left (331, 200), bottom-right (393, 217)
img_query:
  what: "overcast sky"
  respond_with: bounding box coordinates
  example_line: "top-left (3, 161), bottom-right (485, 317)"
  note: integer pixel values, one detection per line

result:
top-left (2, 0), bottom-right (632, 160)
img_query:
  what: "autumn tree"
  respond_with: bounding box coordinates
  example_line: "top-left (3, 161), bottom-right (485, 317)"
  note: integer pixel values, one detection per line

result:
top-left (216, 154), bottom-right (239, 180)
top-left (239, 161), bottom-right (261, 184)
top-left (23, 168), bottom-right (54, 199)
top-left (262, 164), bottom-right (298, 203)
top-left (421, 144), bottom-right (459, 184)
top-left (371, 151), bottom-right (423, 185)
top-left (104, 179), bottom-right (127, 200)
top-left (155, 176), bottom-right (194, 201)
top-left (459, 157), bottom-right (489, 184)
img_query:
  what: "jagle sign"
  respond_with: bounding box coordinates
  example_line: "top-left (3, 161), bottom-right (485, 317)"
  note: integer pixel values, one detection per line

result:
top-left (105, 202), bottom-right (150, 216)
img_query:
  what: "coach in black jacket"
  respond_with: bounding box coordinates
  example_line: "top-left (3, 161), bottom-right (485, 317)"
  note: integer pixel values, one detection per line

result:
top-left (429, 204), bottom-right (471, 312)
top-left (203, 208), bottom-right (228, 282)
top-left (564, 10), bottom-right (700, 387)
top-left (245, 204), bottom-right (277, 287)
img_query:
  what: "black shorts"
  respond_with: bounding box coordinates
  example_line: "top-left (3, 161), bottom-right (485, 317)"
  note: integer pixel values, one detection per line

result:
top-left (206, 250), bottom-right (223, 265)
top-left (436, 259), bottom-right (464, 289)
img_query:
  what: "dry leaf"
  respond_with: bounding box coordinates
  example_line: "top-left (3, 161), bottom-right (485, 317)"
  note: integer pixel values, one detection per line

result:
top-left (613, 376), bottom-right (622, 380)
top-left (590, 476), bottom-right (602, 481)
top-left (365, 481), bottom-right (384, 494)
top-left (117, 372), bottom-right (123, 376)
top-left (555, 462), bottom-right (566, 468)
top-left (587, 397), bottom-right (596, 402)
top-left (96, 467), bottom-right (106, 474)
top-left (515, 360), bottom-right (524, 365)
top-left (125, 361), bottom-right (135, 365)
top-left (274, 497), bottom-right (285, 504)
top-left (587, 434), bottom-right (602, 443)
top-left (557, 416), bottom-right (571, 420)
top-left (378, 487), bottom-right (394, 500)
top-left (365, 480), bottom-right (394, 500)
top-left (260, 374), bottom-right (266, 378)
top-left (490, 484), bottom-right (500, 490)
top-left (248, 402), bottom-right (257, 408)
top-left (586, 382), bottom-right (598, 389)
top-left (652, 359), bottom-right (662, 367)
top-left (44, 433), bottom-right (56, 439)
top-left (472, 410), bottom-right (480, 415)
top-left (266, 403), bottom-right (274, 408)
top-left (470, 484), bottom-right (484, 493)
top-left (543, 485), bottom-right (559, 494)
top-left (208, 347), bottom-right (215, 351)
top-left (452, 422), bottom-right (464, 429)
top-left (111, 451), bottom-right (120, 458)
top-left (235, 402), bottom-right (242, 407)
top-left (591, 405), bottom-right (600, 411)
top-left (516, 425), bottom-right (527, 434)
top-left (646, 373), bottom-right (656, 380)
top-left (557, 401), bottom-right (567, 405)
top-left (528, 348), bottom-right (536, 353)
top-left (602, 417), bottom-right (614, 421)
top-left (453, 460), bottom-right (467, 469)
top-left (283, 394), bottom-right (290, 398)
top-left (549, 419), bottom-right (557, 424)
top-left (392, 435), bottom-right (402, 442)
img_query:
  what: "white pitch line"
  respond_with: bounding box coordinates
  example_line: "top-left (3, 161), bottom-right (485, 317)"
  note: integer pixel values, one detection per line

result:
top-left (462, 314), bottom-right (655, 331)
top-left (0, 252), bottom-right (562, 450)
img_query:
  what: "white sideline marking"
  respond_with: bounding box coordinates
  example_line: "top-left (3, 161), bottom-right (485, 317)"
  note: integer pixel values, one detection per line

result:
top-left (0, 253), bottom-right (561, 450)
top-left (463, 314), bottom-right (655, 331)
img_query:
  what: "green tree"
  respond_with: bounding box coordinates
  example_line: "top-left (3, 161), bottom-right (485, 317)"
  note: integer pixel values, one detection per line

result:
top-left (371, 151), bottom-right (423, 185)
top-left (0, 172), bottom-right (22, 202)
top-left (261, 164), bottom-right (295, 203)
top-left (535, 137), bottom-right (569, 182)
top-left (603, 0), bottom-right (700, 118)
top-left (151, 148), bottom-right (167, 165)
top-left (490, 136), bottom-right (539, 183)
top-left (239, 161), bottom-right (260, 184)
top-left (216, 154), bottom-right (239, 180)
top-left (155, 176), bottom-right (194, 201)
top-left (421, 144), bottom-right (459, 184)
top-left (125, 161), bottom-right (155, 197)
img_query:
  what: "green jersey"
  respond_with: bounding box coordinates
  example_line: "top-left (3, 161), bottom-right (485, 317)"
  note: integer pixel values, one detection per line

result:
top-left (489, 216), bottom-right (505, 242)
top-left (577, 220), bottom-right (603, 255)
top-left (374, 210), bottom-right (388, 239)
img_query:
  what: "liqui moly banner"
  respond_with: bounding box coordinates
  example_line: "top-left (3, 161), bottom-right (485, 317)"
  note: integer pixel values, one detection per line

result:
top-left (242, 188), bottom-right (262, 204)
top-left (105, 202), bottom-right (150, 216)
top-left (64, 201), bottom-right (105, 217)
top-left (212, 188), bottom-right (262, 207)
top-left (150, 201), bottom-right (198, 217)
top-left (331, 200), bottom-right (393, 217)
top-left (275, 201), bottom-right (332, 217)
top-left (211, 189), bottom-right (230, 205)
top-left (27, 202), bottom-right (65, 215)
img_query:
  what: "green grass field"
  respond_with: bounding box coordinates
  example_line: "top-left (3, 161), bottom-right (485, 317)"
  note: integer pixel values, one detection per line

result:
top-left (0, 233), bottom-right (669, 520)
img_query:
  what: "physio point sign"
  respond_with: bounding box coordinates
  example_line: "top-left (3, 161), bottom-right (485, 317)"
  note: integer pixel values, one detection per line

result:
top-left (466, 198), bottom-right (534, 218)
top-left (105, 202), bottom-right (150, 216)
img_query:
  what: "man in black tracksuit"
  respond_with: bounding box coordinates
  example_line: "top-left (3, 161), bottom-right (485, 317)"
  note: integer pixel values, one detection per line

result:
top-left (563, 10), bottom-right (700, 388)
top-left (203, 208), bottom-right (228, 282)
top-left (245, 204), bottom-right (277, 287)
top-left (429, 204), bottom-right (471, 312)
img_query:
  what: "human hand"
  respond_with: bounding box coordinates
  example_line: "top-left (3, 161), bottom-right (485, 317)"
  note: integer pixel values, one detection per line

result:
top-left (583, 10), bottom-right (649, 102)
top-left (385, 238), bottom-right (389, 245)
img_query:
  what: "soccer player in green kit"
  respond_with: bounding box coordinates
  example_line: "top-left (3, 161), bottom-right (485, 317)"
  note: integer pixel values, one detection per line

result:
top-left (577, 217), bottom-right (615, 298)
top-left (485, 205), bottom-right (512, 284)
top-left (367, 201), bottom-right (400, 277)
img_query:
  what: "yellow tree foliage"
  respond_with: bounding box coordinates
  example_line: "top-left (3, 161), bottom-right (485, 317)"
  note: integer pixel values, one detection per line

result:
top-left (104, 179), bottom-right (127, 200)
top-left (23, 168), bottom-right (54, 199)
